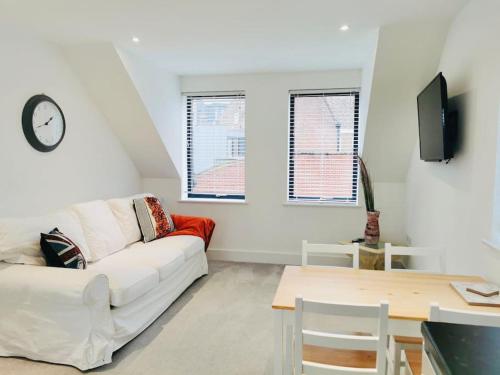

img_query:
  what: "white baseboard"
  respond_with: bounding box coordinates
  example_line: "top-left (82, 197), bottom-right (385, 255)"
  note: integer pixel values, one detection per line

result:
top-left (207, 248), bottom-right (301, 265)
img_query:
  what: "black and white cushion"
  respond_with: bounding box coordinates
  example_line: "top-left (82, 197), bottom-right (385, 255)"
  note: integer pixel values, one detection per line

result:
top-left (40, 228), bottom-right (87, 269)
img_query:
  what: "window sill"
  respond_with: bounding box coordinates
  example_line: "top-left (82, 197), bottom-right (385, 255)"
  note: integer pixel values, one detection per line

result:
top-left (178, 198), bottom-right (247, 205)
top-left (283, 201), bottom-right (361, 208)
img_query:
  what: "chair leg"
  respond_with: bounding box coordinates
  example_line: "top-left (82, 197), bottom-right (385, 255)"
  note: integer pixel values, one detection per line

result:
top-left (388, 336), bottom-right (402, 375)
top-left (402, 351), bottom-right (413, 375)
top-left (285, 325), bottom-right (293, 375)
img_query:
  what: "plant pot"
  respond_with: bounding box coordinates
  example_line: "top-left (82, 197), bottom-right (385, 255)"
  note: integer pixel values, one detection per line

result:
top-left (364, 210), bottom-right (380, 245)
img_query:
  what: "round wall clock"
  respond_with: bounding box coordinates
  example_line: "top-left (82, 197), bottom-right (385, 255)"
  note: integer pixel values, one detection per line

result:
top-left (22, 94), bottom-right (66, 152)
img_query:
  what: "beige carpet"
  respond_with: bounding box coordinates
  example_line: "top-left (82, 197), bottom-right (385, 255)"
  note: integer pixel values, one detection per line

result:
top-left (0, 261), bottom-right (284, 375)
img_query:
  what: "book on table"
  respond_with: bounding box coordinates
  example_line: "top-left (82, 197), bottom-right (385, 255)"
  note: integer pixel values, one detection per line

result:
top-left (451, 282), bottom-right (500, 307)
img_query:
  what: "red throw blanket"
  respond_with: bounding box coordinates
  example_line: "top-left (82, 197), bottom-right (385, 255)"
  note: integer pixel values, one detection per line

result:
top-left (167, 214), bottom-right (215, 251)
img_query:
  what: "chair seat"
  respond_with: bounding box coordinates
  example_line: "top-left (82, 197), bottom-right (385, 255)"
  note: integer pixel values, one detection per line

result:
top-left (394, 336), bottom-right (423, 345)
top-left (404, 350), bottom-right (422, 375)
top-left (303, 344), bottom-right (377, 369)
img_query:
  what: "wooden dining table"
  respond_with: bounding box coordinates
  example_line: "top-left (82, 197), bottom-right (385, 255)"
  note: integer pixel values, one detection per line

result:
top-left (272, 265), bottom-right (500, 375)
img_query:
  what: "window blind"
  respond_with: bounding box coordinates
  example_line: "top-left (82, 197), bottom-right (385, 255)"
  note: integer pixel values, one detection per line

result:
top-left (185, 92), bottom-right (246, 200)
top-left (288, 90), bottom-right (360, 203)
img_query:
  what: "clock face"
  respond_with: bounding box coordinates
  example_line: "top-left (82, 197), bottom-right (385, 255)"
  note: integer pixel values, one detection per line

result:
top-left (32, 101), bottom-right (65, 147)
top-left (22, 95), bottom-right (66, 152)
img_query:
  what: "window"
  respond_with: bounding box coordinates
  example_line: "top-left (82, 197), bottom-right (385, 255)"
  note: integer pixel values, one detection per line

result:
top-left (184, 93), bottom-right (246, 200)
top-left (288, 90), bottom-right (360, 204)
top-left (227, 136), bottom-right (245, 158)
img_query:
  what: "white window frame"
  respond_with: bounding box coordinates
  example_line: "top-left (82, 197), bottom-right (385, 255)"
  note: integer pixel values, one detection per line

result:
top-left (286, 89), bottom-right (360, 206)
top-left (181, 91), bottom-right (246, 202)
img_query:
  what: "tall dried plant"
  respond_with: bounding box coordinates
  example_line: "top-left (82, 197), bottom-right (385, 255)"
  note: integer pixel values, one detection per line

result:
top-left (358, 156), bottom-right (375, 212)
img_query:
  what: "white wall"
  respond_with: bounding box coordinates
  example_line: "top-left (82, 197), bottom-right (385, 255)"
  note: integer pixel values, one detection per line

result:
top-left (0, 35), bottom-right (141, 217)
top-left (144, 70), bottom-right (407, 263)
top-left (405, 0), bottom-right (500, 283)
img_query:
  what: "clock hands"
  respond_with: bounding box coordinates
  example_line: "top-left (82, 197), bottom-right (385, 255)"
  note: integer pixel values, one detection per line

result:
top-left (36, 116), bottom-right (54, 128)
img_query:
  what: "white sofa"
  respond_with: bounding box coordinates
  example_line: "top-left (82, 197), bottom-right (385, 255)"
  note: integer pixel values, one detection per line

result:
top-left (0, 195), bottom-right (208, 370)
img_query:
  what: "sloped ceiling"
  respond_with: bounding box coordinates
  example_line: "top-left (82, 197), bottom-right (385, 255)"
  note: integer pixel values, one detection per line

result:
top-left (0, 0), bottom-right (465, 181)
top-left (63, 21), bottom-right (450, 182)
top-left (361, 20), bottom-right (452, 182)
top-left (116, 49), bottom-right (183, 176)
top-left (63, 43), bottom-right (179, 178)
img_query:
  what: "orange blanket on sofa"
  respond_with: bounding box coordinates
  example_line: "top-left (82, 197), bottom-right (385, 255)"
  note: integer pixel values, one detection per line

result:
top-left (167, 214), bottom-right (215, 251)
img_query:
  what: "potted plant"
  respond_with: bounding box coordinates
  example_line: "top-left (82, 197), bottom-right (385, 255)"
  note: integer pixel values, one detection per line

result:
top-left (358, 156), bottom-right (380, 245)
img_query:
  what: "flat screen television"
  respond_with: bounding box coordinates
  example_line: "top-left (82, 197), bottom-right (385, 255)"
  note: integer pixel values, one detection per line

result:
top-left (417, 72), bottom-right (456, 161)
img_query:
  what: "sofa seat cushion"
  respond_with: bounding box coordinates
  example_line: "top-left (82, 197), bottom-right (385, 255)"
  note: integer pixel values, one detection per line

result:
top-left (163, 235), bottom-right (204, 260)
top-left (88, 259), bottom-right (159, 307)
top-left (88, 235), bottom-right (204, 306)
top-left (124, 239), bottom-right (186, 280)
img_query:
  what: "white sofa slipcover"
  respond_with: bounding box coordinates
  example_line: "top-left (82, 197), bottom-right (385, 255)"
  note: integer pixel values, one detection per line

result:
top-left (87, 261), bottom-right (160, 307)
top-left (71, 200), bottom-right (127, 261)
top-left (107, 194), bottom-right (149, 245)
top-left (0, 195), bottom-right (208, 370)
top-left (0, 210), bottom-right (91, 265)
top-left (0, 264), bottom-right (114, 369)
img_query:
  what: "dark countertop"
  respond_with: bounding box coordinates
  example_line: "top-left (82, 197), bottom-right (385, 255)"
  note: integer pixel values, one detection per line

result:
top-left (422, 321), bottom-right (500, 375)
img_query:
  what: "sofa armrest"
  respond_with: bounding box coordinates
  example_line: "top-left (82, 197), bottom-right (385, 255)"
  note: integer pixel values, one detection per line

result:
top-left (0, 263), bottom-right (109, 306)
top-left (0, 263), bottom-right (114, 370)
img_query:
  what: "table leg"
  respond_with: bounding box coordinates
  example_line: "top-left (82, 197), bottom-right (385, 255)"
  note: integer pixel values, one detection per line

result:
top-left (274, 309), bottom-right (284, 375)
top-left (274, 309), bottom-right (295, 375)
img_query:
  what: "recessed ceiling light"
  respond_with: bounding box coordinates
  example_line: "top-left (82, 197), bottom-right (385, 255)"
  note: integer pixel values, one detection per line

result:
top-left (340, 25), bottom-right (350, 31)
top-left (132, 36), bottom-right (140, 43)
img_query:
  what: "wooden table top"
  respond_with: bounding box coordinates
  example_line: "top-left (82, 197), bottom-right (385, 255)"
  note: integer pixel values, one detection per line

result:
top-left (272, 266), bottom-right (500, 321)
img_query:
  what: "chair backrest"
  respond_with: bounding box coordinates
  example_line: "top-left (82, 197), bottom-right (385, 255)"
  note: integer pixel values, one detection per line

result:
top-left (429, 303), bottom-right (500, 327)
top-left (384, 243), bottom-right (446, 273)
top-left (294, 296), bottom-right (389, 375)
top-left (302, 240), bottom-right (360, 269)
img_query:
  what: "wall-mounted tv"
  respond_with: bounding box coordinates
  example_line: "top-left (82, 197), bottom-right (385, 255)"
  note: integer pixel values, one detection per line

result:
top-left (417, 72), bottom-right (456, 162)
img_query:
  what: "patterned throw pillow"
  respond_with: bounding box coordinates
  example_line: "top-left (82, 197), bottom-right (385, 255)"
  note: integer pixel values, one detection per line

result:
top-left (133, 196), bottom-right (175, 243)
top-left (40, 228), bottom-right (87, 269)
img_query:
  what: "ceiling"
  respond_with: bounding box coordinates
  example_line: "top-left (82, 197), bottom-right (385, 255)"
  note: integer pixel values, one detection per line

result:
top-left (0, 0), bottom-right (467, 74)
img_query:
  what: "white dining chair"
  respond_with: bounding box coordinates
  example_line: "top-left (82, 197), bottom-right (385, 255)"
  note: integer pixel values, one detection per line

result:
top-left (384, 243), bottom-right (446, 273)
top-left (302, 240), bottom-right (360, 268)
top-left (429, 302), bottom-right (500, 326)
top-left (385, 244), bottom-right (445, 375)
top-left (294, 296), bottom-right (389, 375)
top-left (400, 303), bottom-right (500, 375)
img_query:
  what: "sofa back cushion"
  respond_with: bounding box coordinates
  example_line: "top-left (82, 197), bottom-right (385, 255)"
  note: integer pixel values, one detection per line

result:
top-left (107, 194), bottom-right (151, 245)
top-left (71, 200), bottom-right (126, 261)
top-left (0, 210), bottom-right (90, 265)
